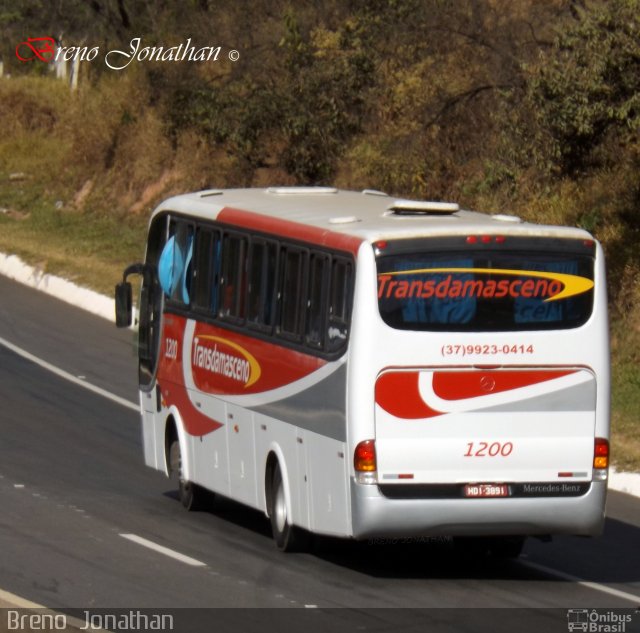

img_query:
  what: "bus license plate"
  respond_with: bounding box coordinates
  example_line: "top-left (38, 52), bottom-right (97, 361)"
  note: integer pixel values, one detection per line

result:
top-left (464, 484), bottom-right (509, 498)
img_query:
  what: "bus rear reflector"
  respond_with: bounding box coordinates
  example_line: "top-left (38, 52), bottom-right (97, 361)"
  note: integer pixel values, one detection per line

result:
top-left (593, 437), bottom-right (609, 470)
top-left (354, 440), bottom-right (377, 472)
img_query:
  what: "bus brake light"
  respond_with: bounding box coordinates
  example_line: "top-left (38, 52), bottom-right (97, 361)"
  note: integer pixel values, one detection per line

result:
top-left (593, 437), bottom-right (609, 470)
top-left (354, 440), bottom-right (377, 472)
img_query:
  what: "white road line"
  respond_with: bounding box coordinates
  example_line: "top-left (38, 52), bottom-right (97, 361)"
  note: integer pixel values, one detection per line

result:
top-left (0, 587), bottom-right (46, 608)
top-left (0, 334), bottom-right (138, 412)
top-left (521, 560), bottom-right (640, 604)
top-left (120, 533), bottom-right (207, 568)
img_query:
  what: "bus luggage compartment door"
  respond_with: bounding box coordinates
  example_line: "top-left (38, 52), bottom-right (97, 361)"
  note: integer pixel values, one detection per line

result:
top-left (374, 368), bottom-right (596, 487)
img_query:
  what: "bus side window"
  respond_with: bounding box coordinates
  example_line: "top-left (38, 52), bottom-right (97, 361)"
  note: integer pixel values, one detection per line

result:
top-left (327, 258), bottom-right (353, 353)
top-left (192, 228), bottom-right (219, 315)
top-left (159, 220), bottom-right (194, 307)
top-left (278, 246), bottom-right (307, 341)
top-left (219, 233), bottom-right (247, 322)
top-left (247, 239), bottom-right (278, 332)
top-left (306, 252), bottom-right (329, 349)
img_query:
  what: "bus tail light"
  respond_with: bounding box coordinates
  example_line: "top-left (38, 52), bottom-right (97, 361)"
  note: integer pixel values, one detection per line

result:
top-left (354, 440), bottom-right (377, 485)
top-left (593, 437), bottom-right (609, 481)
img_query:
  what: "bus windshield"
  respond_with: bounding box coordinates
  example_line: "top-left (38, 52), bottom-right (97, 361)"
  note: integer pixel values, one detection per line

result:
top-left (376, 238), bottom-right (595, 331)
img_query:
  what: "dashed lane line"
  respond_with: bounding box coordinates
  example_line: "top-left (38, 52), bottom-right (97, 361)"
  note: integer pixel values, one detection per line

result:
top-left (119, 533), bottom-right (208, 568)
top-left (521, 560), bottom-right (640, 604)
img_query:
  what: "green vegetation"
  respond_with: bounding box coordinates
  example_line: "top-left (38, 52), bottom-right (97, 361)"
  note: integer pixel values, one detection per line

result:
top-left (0, 0), bottom-right (638, 468)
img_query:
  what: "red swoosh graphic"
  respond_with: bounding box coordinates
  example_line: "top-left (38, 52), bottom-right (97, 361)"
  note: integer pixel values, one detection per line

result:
top-left (432, 370), bottom-right (576, 401)
top-left (375, 371), bottom-right (443, 419)
top-left (160, 379), bottom-right (224, 437)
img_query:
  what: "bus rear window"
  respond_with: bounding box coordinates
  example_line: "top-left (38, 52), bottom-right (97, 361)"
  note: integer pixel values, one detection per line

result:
top-left (376, 241), bottom-right (595, 331)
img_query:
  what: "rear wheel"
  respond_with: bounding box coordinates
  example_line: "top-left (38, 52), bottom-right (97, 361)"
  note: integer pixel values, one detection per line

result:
top-left (269, 463), bottom-right (310, 552)
top-left (168, 438), bottom-right (207, 511)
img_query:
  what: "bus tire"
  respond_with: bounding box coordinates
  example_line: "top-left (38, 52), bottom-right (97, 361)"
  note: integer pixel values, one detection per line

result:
top-left (168, 438), bottom-right (206, 511)
top-left (269, 463), bottom-right (310, 552)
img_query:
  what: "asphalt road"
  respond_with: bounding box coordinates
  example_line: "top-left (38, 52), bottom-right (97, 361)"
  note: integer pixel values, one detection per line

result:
top-left (0, 275), bottom-right (638, 631)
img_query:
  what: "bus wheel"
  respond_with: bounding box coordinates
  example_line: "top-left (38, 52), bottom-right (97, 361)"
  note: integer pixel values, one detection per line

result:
top-left (269, 463), bottom-right (309, 552)
top-left (168, 439), bottom-right (205, 511)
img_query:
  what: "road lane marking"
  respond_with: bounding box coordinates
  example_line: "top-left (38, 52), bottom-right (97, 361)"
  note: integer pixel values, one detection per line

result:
top-left (521, 560), bottom-right (640, 604)
top-left (119, 533), bottom-right (207, 567)
top-left (0, 335), bottom-right (138, 411)
top-left (0, 587), bottom-right (46, 608)
top-left (0, 589), bottom-right (106, 631)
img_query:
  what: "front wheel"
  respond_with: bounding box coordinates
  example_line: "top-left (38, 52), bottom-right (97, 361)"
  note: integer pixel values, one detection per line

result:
top-left (168, 438), bottom-right (207, 511)
top-left (269, 463), bottom-right (310, 552)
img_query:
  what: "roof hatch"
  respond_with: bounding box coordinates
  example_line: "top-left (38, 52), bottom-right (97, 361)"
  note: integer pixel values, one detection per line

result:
top-left (387, 199), bottom-right (460, 216)
top-left (266, 186), bottom-right (338, 195)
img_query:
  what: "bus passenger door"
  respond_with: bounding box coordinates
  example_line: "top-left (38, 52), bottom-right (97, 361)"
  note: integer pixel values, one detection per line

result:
top-left (137, 216), bottom-right (168, 469)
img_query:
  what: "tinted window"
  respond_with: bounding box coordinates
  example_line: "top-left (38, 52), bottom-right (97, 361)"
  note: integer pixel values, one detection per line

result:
top-left (192, 228), bottom-right (221, 313)
top-left (220, 233), bottom-right (247, 322)
top-left (328, 258), bottom-right (353, 351)
top-left (306, 253), bottom-right (329, 348)
top-left (247, 239), bottom-right (278, 331)
top-left (158, 220), bottom-right (194, 306)
top-left (278, 247), bottom-right (306, 340)
top-left (377, 247), bottom-right (594, 331)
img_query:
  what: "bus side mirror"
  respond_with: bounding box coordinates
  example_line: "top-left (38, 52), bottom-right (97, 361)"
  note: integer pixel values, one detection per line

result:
top-left (115, 281), bottom-right (133, 328)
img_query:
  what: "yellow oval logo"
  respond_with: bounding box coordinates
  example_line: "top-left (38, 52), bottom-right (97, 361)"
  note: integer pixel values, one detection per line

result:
top-left (378, 267), bottom-right (594, 303)
top-left (192, 335), bottom-right (261, 388)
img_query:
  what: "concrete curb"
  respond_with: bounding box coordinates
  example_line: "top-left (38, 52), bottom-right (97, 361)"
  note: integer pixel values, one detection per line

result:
top-left (1, 251), bottom-right (639, 498)
top-left (609, 469), bottom-right (640, 499)
top-left (0, 253), bottom-right (115, 322)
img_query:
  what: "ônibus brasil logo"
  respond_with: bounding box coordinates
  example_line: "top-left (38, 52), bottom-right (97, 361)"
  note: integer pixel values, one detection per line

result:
top-left (378, 268), bottom-right (594, 302)
top-left (192, 336), bottom-right (261, 389)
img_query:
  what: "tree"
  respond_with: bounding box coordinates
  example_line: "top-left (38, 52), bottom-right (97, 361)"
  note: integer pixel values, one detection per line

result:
top-left (524, 0), bottom-right (640, 175)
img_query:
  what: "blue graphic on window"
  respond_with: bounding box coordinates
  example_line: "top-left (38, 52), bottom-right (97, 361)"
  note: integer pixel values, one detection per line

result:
top-left (515, 260), bottom-right (579, 324)
top-left (393, 259), bottom-right (475, 325)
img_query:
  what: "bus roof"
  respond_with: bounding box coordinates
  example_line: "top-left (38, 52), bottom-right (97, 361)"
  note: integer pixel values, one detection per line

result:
top-left (154, 187), bottom-right (593, 245)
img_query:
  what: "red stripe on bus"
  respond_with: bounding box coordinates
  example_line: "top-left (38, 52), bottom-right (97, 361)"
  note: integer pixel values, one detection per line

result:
top-left (218, 207), bottom-right (363, 255)
top-left (375, 371), bottom-right (443, 419)
top-left (432, 369), bottom-right (576, 401)
top-left (159, 379), bottom-right (224, 437)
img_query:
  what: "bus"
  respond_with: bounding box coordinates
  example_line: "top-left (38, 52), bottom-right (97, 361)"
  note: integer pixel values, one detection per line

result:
top-left (115, 186), bottom-right (609, 556)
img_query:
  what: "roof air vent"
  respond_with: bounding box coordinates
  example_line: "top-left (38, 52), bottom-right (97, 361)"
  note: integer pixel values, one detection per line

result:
top-left (266, 187), bottom-right (338, 195)
top-left (329, 216), bottom-right (360, 225)
top-left (387, 199), bottom-right (459, 216)
top-left (492, 213), bottom-right (522, 223)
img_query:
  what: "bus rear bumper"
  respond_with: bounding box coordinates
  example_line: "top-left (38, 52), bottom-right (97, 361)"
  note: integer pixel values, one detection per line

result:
top-left (350, 479), bottom-right (607, 539)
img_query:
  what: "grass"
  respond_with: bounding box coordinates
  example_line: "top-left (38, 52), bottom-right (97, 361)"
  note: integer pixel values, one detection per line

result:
top-left (610, 319), bottom-right (640, 472)
top-left (0, 173), bottom-right (146, 295)
top-left (611, 360), bottom-right (640, 471)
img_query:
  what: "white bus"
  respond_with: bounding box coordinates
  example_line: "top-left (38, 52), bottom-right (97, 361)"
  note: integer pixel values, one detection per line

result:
top-left (115, 187), bottom-right (609, 556)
